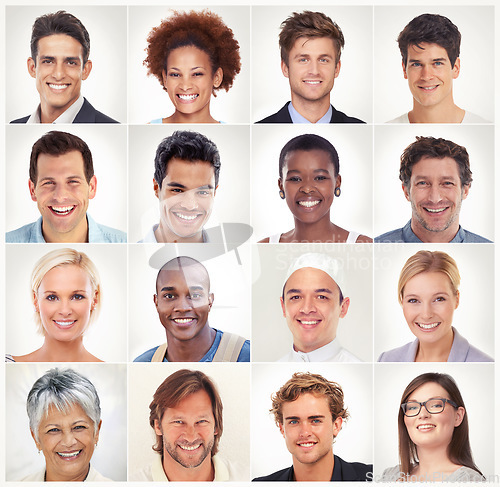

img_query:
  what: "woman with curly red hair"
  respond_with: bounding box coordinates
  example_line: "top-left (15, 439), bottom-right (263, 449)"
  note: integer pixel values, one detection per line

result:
top-left (145, 10), bottom-right (241, 123)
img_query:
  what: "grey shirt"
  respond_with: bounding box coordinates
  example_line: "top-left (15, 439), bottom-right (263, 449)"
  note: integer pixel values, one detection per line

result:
top-left (380, 465), bottom-right (484, 482)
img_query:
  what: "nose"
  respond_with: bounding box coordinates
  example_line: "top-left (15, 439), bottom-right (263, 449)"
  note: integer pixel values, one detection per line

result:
top-left (57, 299), bottom-right (73, 317)
top-left (178, 75), bottom-right (193, 91)
top-left (174, 294), bottom-right (193, 312)
top-left (61, 429), bottom-right (78, 448)
top-left (418, 403), bottom-right (431, 419)
top-left (179, 191), bottom-right (199, 211)
top-left (308, 59), bottom-right (320, 75)
top-left (427, 184), bottom-right (443, 203)
top-left (300, 295), bottom-right (316, 314)
top-left (52, 184), bottom-right (69, 202)
top-left (52, 61), bottom-right (66, 81)
top-left (299, 422), bottom-right (312, 437)
top-left (420, 64), bottom-right (434, 81)
top-left (421, 301), bottom-right (433, 319)
top-left (299, 179), bottom-right (315, 194)
top-left (182, 423), bottom-right (197, 441)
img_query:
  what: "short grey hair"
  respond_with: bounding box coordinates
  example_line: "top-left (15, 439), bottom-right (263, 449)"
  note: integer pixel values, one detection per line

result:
top-left (27, 368), bottom-right (101, 442)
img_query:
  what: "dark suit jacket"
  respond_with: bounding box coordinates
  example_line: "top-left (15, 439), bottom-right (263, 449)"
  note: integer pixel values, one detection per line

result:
top-left (253, 455), bottom-right (373, 481)
top-left (256, 102), bottom-right (365, 124)
top-left (10, 98), bottom-right (119, 124)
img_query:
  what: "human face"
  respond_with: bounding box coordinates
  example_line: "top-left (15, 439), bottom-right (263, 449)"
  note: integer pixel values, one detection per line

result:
top-left (279, 149), bottom-right (340, 225)
top-left (162, 46), bottom-right (223, 120)
top-left (402, 271), bottom-right (458, 347)
top-left (403, 156), bottom-right (469, 242)
top-left (27, 34), bottom-right (92, 122)
top-left (34, 264), bottom-right (97, 341)
top-left (282, 37), bottom-right (340, 106)
top-left (29, 150), bottom-right (96, 243)
top-left (154, 263), bottom-right (213, 343)
top-left (154, 158), bottom-right (216, 242)
top-left (403, 43), bottom-right (459, 110)
top-left (279, 393), bottom-right (341, 467)
top-left (32, 403), bottom-right (100, 482)
top-left (281, 267), bottom-right (349, 353)
top-left (154, 390), bottom-right (216, 470)
top-left (403, 382), bottom-right (464, 453)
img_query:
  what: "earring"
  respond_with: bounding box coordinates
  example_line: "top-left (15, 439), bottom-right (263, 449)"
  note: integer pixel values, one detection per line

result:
top-left (334, 187), bottom-right (341, 197)
top-left (279, 190), bottom-right (285, 199)
top-left (38, 449), bottom-right (41, 455)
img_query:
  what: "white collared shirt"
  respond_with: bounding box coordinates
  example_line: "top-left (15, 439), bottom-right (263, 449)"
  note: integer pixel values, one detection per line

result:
top-left (26, 94), bottom-right (84, 123)
top-left (278, 337), bottom-right (362, 362)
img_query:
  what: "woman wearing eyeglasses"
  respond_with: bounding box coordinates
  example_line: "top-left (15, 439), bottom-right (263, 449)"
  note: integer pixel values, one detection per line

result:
top-left (378, 250), bottom-right (493, 362)
top-left (381, 372), bottom-right (484, 482)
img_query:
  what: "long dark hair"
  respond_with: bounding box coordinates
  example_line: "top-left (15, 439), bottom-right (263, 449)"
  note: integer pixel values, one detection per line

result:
top-left (397, 372), bottom-right (482, 478)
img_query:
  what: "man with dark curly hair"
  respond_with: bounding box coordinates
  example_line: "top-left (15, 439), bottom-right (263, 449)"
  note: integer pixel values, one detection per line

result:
top-left (11, 11), bottom-right (118, 124)
top-left (253, 372), bottom-right (372, 481)
top-left (257, 11), bottom-right (364, 124)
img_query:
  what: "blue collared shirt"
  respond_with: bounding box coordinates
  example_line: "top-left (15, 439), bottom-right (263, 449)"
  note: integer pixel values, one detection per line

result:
top-left (375, 220), bottom-right (492, 243)
top-left (6, 214), bottom-right (126, 243)
top-left (288, 102), bottom-right (333, 124)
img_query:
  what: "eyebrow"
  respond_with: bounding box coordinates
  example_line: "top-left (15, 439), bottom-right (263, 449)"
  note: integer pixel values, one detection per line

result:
top-left (44, 419), bottom-right (90, 428)
top-left (39, 55), bottom-right (81, 63)
top-left (286, 288), bottom-right (333, 295)
top-left (408, 57), bottom-right (448, 63)
top-left (166, 182), bottom-right (214, 190)
top-left (42, 289), bottom-right (88, 294)
top-left (286, 168), bottom-right (330, 174)
top-left (285, 415), bottom-right (326, 420)
top-left (38, 175), bottom-right (84, 182)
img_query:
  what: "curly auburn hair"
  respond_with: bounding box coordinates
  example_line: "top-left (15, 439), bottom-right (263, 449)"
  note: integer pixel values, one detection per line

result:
top-left (144, 10), bottom-right (241, 95)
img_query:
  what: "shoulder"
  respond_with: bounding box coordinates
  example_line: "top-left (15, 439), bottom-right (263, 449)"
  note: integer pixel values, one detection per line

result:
top-left (129, 464), bottom-right (154, 481)
top-left (5, 354), bottom-right (15, 363)
top-left (380, 465), bottom-right (402, 481)
top-left (76, 98), bottom-right (119, 124)
top-left (378, 342), bottom-right (414, 362)
top-left (133, 346), bottom-right (159, 362)
top-left (375, 228), bottom-right (405, 243)
top-left (89, 216), bottom-right (127, 243)
top-left (255, 103), bottom-right (291, 124)
top-left (337, 348), bottom-right (363, 362)
top-left (355, 234), bottom-right (373, 243)
top-left (20, 468), bottom-right (45, 481)
top-left (10, 115), bottom-right (29, 124)
top-left (330, 106), bottom-right (365, 124)
top-left (461, 228), bottom-right (492, 243)
top-left (335, 455), bottom-right (373, 480)
top-left (6, 221), bottom-right (38, 243)
top-left (462, 111), bottom-right (491, 124)
top-left (253, 466), bottom-right (292, 481)
top-left (386, 113), bottom-right (409, 123)
top-left (237, 339), bottom-right (251, 362)
top-left (449, 466), bottom-right (485, 482)
top-left (87, 465), bottom-right (113, 481)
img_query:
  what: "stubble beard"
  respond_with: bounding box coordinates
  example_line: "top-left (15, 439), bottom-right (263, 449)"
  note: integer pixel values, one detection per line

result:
top-left (163, 437), bottom-right (214, 469)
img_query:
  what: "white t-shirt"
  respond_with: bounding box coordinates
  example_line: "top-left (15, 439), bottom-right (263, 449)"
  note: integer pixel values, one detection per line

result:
top-left (387, 111), bottom-right (490, 124)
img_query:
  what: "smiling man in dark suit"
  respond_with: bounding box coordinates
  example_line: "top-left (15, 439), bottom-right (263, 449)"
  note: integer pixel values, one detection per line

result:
top-left (11, 10), bottom-right (118, 124)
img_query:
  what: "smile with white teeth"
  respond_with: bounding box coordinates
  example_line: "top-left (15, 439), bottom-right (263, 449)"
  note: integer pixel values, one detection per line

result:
top-left (424, 207), bottom-right (447, 213)
top-left (48, 83), bottom-right (69, 90)
top-left (304, 81), bottom-right (321, 85)
top-left (416, 322), bottom-right (439, 330)
top-left (298, 442), bottom-right (316, 447)
top-left (173, 212), bottom-right (199, 221)
top-left (298, 200), bottom-right (320, 208)
top-left (50, 205), bottom-right (75, 215)
top-left (173, 318), bottom-right (194, 324)
top-left (417, 424), bottom-right (436, 431)
top-left (299, 320), bottom-right (319, 325)
top-left (419, 85), bottom-right (438, 90)
top-left (179, 444), bottom-right (201, 451)
top-left (54, 320), bottom-right (76, 327)
top-left (178, 94), bottom-right (198, 101)
top-left (57, 450), bottom-right (81, 458)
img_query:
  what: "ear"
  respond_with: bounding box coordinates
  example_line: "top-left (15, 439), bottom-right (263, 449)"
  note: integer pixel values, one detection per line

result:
top-left (153, 179), bottom-right (160, 199)
top-left (153, 293), bottom-right (158, 308)
top-left (154, 419), bottom-right (163, 437)
top-left (94, 420), bottom-right (102, 443)
top-left (281, 60), bottom-right (289, 78)
top-left (339, 297), bottom-right (350, 319)
top-left (33, 291), bottom-right (40, 313)
top-left (213, 68), bottom-right (223, 89)
top-left (208, 293), bottom-right (214, 309)
top-left (454, 290), bottom-right (460, 310)
top-left (88, 175), bottom-right (97, 200)
top-left (29, 180), bottom-right (37, 202)
top-left (30, 429), bottom-right (41, 451)
top-left (27, 57), bottom-right (36, 78)
top-left (82, 59), bottom-right (92, 80)
top-left (402, 183), bottom-right (411, 202)
top-left (461, 183), bottom-right (470, 201)
top-left (280, 296), bottom-right (286, 318)
top-left (279, 422), bottom-right (285, 438)
top-left (335, 174), bottom-right (342, 189)
top-left (454, 406), bottom-right (465, 427)
top-left (92, 289), bottom-right (99, 310)
top-left (162, 70), bottom-right (168, 89)
top-left (278, 178), bottom-right (284, 195)
top-left (402, 60), bottom-right (408, 79)
top-left (452, 57), bottom-right (460, 79)
top-left (334, 60), bottom-right (341, 79)
top-left (332, 416), bottom-right (343, 438)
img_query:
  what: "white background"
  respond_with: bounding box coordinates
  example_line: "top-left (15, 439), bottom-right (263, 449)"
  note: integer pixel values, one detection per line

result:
top-left (252, 5), bottom-right (373, 123)
top-left (374, 6), bottom-right (494, 123)
top-left (127, 5), bottom-right (251, 124)
top-left (128, 124), bottom-right (250, 243)
top-left (5, 124), bottom-right (128, 237)
top-left (373, 124), bottom-right (495, 241)
top-left (5, 244), bottom-right (128, 363)
top-left (374, 243), bottom-right (495, 361)
top-left (252, 244), bottom-right (373, 362)
top-left (5, 5), bottom-right (127, 123)
top-left (128, 362), bottom-right (250, 479)
top-left (251, 363), bottom-right (373, 479)
top-left (251, 124), bottom-right (373, 242)
top-left (6, 363), bottom-right (127, 481)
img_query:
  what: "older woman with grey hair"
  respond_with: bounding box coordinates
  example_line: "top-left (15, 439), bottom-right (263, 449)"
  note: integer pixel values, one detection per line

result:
top-left (22, 368), bottom-right (111, 482)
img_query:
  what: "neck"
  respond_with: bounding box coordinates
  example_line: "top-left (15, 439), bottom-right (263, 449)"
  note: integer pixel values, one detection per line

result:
top-left (290, 95), bottom-right (331, 123)
top-left (46, 463), bottom-right (90, 482)
top-left (42, 217), bottom-right (89, 243)
top-left (293, 452), bottom-right (334, 481)
top-left (415, 328), bottom-right (454, 362)
top-left (36, 336), bottom-right (95, 362)
top-left (409, 98), bottom-right (464, 124)
top-left (288, 217), bottom-right (347, 243)
top-left (410, 219), bottom-right (460, 243)
top-left (165, 326), bottom-right (216, 362)
top-left (165, 108), bottom-right (218, 124)
top-left (39, 98), bottom-right (78, 124)
top-left (413, 447), bottom-right (460, 481)
top-left (155, 223), bottom-right (204, 243)
top-left (163, 454), bottom-right (214, 481)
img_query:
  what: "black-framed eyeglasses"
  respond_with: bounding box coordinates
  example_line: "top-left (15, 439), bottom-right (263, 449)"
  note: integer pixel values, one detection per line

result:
top-left (401, 398), bottom-right (459, 417)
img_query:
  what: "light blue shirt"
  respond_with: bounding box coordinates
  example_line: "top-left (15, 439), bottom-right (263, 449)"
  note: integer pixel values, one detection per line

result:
top-left (375, 220), bottom-right (492, 243)
top-left (6, 214), bottom-right (126, 243)
top-left (288, 103), bottom-right (333, 124)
